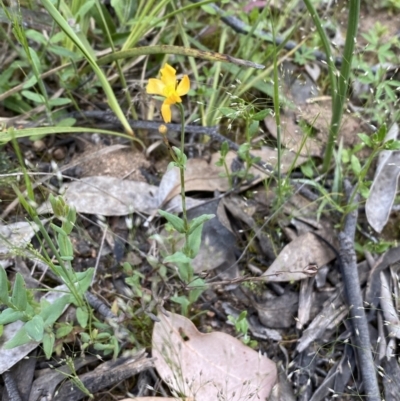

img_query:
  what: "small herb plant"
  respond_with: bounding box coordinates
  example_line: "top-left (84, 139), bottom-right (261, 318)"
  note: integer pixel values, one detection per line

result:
top-left (227, 310), bottom-right (257, 348)
top-left (146, 64), bottom-right (214, 315)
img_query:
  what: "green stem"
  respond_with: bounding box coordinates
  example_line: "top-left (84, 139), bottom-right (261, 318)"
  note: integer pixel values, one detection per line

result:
top-left (322, 0), bottom-right (360, 172)
top-left (177, 103), bottom-right (189, 248)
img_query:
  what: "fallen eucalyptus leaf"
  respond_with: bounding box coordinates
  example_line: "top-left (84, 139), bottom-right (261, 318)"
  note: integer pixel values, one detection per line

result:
top-left (152, 311), bottom-right (277, 401)
top-left (260, 231), bottom-right (336, 282)
top-left (366, 123), bottom-right (400, 233)
top-left (63, 176), bottom-right (159, 216)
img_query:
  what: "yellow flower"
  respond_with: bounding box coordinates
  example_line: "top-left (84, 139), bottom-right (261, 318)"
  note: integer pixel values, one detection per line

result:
top-left (146, 63), bottom-right (190, 123)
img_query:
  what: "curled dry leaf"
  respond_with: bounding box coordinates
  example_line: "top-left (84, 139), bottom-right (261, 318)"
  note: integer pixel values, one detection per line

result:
top-left (366, 123), bottom-right (400, 233)
top-left (152, 311), bottom-right (277, 401)
top-left (260, 231), bottom-right (336, 282)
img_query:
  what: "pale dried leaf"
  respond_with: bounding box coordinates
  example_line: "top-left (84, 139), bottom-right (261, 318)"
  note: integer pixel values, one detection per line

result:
top-left (366, 123), bottom-right (400, 232)
top-left (260, 231), bottom-right (336, 282)
top-left (152, 311), bottom-right (277, 401)
top-left (380, 272), bottom-right (400, 338)
top-left (120, 398), bottom-right (190, 401)
top-left (63, 176), bottom-right (159, 216)
top-left (0, 221), bottom-right (41, 256)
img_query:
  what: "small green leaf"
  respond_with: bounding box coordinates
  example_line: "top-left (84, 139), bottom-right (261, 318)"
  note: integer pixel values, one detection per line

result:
top-left (201, 4), bottom-right (217, 15)
top-left (188, 214), bottom-right (214, 234)
top-left (0, 267), bottom-right (9, 303)
top-left (75, 268), bottom-right (94, 294)
top-left (43, 332), bottom-right (55, 359)
top-left (93, 342), bottom-right (115, 350)
top-left (4, 326), bottom-right (31, 349)
top-left (252, 109), bottom-right (272, 121)
top-left (21, 90), bottom-right (45, 104)
top-left (187, 225), bottom-right (203, 258)
top-left (163, 252), bottom-right (192, 265)
top-left (22, 75), bottom-right (38, 89)
top-left (350, 155), bottom-right (362, 175)
top-left (48, 97), bottom-right (72, 107)
top-left (25, 315), bottom-right (44, 341)
top-left (384, 140), bottom-right (400, 150)
top-left (220, 141), bottom-right (229, 157)
top-left (158, 210), bottom-right (186, 233)
top-left (56, 117), bottom-right (76, 127)
top-left (0, 308), bottom-right (25, 325)
top-left (76, 307), bottom-right (89, 328)
top-left (248, 120), bottom-right (259, 137)
top-left (357, 133), bottom-right (372, 147)
top-left (40, 294), bottom-right (70, 327)
top-left (376, 124), bottom-right (387, 142)
top-left (219, 107), bottom-right (237, 118)
top-left (11, 273), bottom-right (28, 311)
top-left (56, 323), bottom-right (73, 339)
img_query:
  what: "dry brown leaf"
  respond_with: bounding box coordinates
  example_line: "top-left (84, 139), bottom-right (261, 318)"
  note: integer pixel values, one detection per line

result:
top-left (62, 176), bottom-right (159, 216)
top-left (158, 148), bottom-right (308, 207)
top-left (261, 231), bottom-right (336, 282)
top-left (152, 311), bottom-right (277, 401)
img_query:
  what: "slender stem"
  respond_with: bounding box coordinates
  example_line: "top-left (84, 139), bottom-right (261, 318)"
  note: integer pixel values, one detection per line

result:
top-left (177, 103), bottom-right (189, 247)
top-left (322, 0), bottom-right (360, 172)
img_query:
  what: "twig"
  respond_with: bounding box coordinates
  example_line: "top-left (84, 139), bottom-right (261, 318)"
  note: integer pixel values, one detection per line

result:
top-left (338, 181), bottom-right (380, 401)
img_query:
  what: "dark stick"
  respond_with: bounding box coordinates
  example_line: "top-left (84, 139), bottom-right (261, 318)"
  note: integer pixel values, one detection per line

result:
top-left (338, 181), bottom-right (380, 401)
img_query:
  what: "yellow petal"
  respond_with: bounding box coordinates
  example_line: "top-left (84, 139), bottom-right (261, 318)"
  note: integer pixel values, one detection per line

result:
top-left (176, 75), bottom-right (190, 96)
top-left (161, 102), bottom-right (172, 123)
top-left (146, 78), bottom-right (165, 95)
top-left (160, 64), bottom-right (177, 86)
top-left (164, 93), bottom-right (181, 105)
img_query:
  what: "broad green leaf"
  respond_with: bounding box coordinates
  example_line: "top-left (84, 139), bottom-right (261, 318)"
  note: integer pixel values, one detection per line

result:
top-left (40, 294), bottom-right (70, 327)
top-left (0, 267), bottom-right (9, 303)
top-left (158, 210), bottom-right (186, 234)
top-left (43, 332), bottom-right (55, 359)
top-left (188, 277), bottom-right (205, 303)
top-left (0, 308), bottom-right (25, 325)
top-left (76, 307), bottom-right (89, 328)
top-left (4, 326), bottom-right (31, 349)
top-left (11, 273), bottom-right (28, 311)
top-left (252, 109), bottom-right (272, 121)
top-left (164, 252), bottom-right (192, 265)
top-left (28, 47), bottom-right (42, 74)
top-left (376, 124), bottom-right (387, 142)
top-left (187, 225), bottom-right (203, 258)
top-left (188, 214), bottom-right (214, 235)
top-left (56, 118), bottom-right (76, 127)
top-left (48, 97), bottom-right (72, 107)
top-left (357, 133), bottom-right (372, 147)
top-left (93, 342), bottom-right (114, 351)
top-left (21, 90), bottom-right (45, 104)
top-left (25, 315), bottom-right (44, 341)
top-left (56, 323), bottom-right (73, 339)
top-left (351, 155), bottom-right (362, 175)
top-left (22, 75), bottom-right (38, 89)
top-left (75, 268), bottom-right (94, 294)
top-left (248, 120), bottom-right (259, 137)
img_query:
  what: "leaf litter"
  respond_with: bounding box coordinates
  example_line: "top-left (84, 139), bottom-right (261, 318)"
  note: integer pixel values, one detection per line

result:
top-left (3, 3), bottom-right (400, 400)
